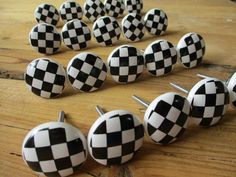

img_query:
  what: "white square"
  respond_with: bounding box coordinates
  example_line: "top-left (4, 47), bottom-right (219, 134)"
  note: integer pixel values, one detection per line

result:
top-left (203, 107), bottom-right (215, 118)
top-left (81, 63), bottom-right (93, 74)
top-left (122, 129), bottom-right (135, 144)
top-left (59, 168), bottom-right (73, 177)
top-left (23, 148), bottom-right (38, 161)
top-left (121, 153), bottom-right (133, 164)
top-left (44, 72), bottom-right (55, 83)
top-left (106, 118), bottom-right (121, 133)
top-left (52, 85), bottom-right (63, 93)
top-left (37, 60), bottom-right (48, 70)
top-left (70, 152), bottom-right (85, 166)
top-left (151, 129), bottom-right (167, 143)
top-left (91, 134), bottom-right (107, 147)
top-left (216, 93), bottom-right (225, 105)
top-left (68, 67), bottom-right (79, 78)
top-left (107, 146), bottom-right (122, 158)
top-left (40, 90), bottom-right (51, 98)
top-left (46, 33), bottom-right (54, 41)
top-left (193, 95), bottom-right (206, 107)
top-left (205, 82), bottom-right (216, 94)
top-left (38, 40), bottom-right (46, 47)
top-left (166, 107), bottom-right (181, 123)
top-left (168, 124), bottom-right (182, 137)
top-left (73, 80), bottom-right (83, 89)
top-left (34, 130), bottom-right (50, 147)
top-left (39, 160), bottom-right (57, 172)
top-left (181, 55), bottom-right (190, 63)
top-left (119, 67), bottom-right (129, 75)
top-left (85, 76), bottom-right (97, 86)
top-left (127, 75), bottom-right (136, 82)
top-left (68, 29), bottom-right (77, 38)
top-left (134, 138), bottom-right (143, 151)
top-left (187, 44), bottom-right (196, 54)
top-left (148, 111), bottom-right (165, 128)
top-left (51, 143), bottom-right (69, 159)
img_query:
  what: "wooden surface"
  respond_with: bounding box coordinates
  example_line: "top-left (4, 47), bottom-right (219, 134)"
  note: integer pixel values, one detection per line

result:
top-left (0, 0), bottom-right (236, 176)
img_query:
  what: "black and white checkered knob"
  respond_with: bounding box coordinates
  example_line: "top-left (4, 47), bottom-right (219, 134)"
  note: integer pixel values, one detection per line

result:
top-left (144, 8), bottom-right (168, 36)
top-left (108, 45), bottom-right (145, 83)
top-left (84, 0), bottom-right (105, 22)
top-left (34, 3), bottom-right (60, 26)
top-left (59, 0), bottom-right (83, 23)
top-left (170, 78), bottom-right (230, 127)
top-left (87, 106), bottom-right (144, 166)
top-left (176, 32), bottom-right (206, 68)
top-left (104, 0), bottom-right (125, 18)
top-left (122, 13), bottom-right (145, 42)
top-left (144, 40), bottom-right (177, 77)
top-left (22, 111), bottom-right (87, 177)
top-left (197, 72), bottom-right (236, 110)
top-left (93, 16), bottom-right (121, 46)
top-left (124, 0), bottom-right (143, 14)
top-left (29, 23), bottom-right (61, 55)
top-left (61, 19), bottom-right (91, 50)
top-left (24, 58), bottom-right (66, 99)
top-left (132, 93), bottom-right (191, 144)
top-left (67, 52), bottom-right (107, 92)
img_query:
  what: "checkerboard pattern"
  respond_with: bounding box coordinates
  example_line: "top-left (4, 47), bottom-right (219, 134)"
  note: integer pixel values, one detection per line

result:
top-left (25, 58), bottom-right (66, 98)
top-left (61, 19), bottom-right (91, 50)
top-left (60, 0), bottom-right (83, 23)
top-left (34, 3), bottom-right (60, 26)
top-left (189, 79), bottom-right (229, 126)
top-left (67, 53), bottom-right (107, 92)
top-left (122, 13), bottom-right (145, 41)
top-left (144, 8), bottom-right (168, 35)
top-left (29, 23), bottom-right (61, 54)
top-left (104, 0), bottom-right (125, 18)
top-left (93, 16), bottom-right (121, 46)
top-left (125, 0), bottom-right (143, 14)
top-left (144, 93), bottom-right (190, 144)
top-left (108, 45), bottom-right (145, 83)
top-left (88, 111), bottom-right (144, 165)
top-left (177, 32), bottom-right (206, 68)
top-left (22, 122), bottom-right (87, 177)
top-left (84, 0), bottom-right (105, 22)
top-left (226, 72), bottom-right (236, 109)
top-left (144, 40), bottom-right (177, 76)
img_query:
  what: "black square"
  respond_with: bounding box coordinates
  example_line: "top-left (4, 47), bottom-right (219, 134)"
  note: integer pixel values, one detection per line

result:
top-left (36, 146), bottom-right (53, 161)
top-left (107, 132), bottom-right (122, 147)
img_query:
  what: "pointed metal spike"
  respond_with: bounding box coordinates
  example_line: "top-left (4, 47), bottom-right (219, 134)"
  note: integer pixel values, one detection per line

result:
top-left (170, 83), bottom-right (189, 94)
top-left (132, 95), bottom-right (150, 108)
top-left (96, 105), bottom-right (105, 116)
top-left (58, 111), bottom-right (65, 122)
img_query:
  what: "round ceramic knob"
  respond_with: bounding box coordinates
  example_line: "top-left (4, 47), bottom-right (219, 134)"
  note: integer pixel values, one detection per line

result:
top-left (34, 3), bottom-right (60, 26)
top-left (104, 0), bottom-right (125, 18)
top-left (59, 0), bottom-right (83, 23)
top-left (144, 8), bottom-right (168, 36)
top-left (124, 0), bottom-right (143, 14)
top-left (108, 45), bottom-right (145, 83)
top-left (24, 58), bottom-right (66, 98)
top-left (226, 72), bottom-right (236, 109)
top-left (176, 32), bottom-right (206, 68)
top-left (67, 52), bottom-right (107, 92)
top-left (144, 39), bottom-right (177, 76)
top-left (84, 0), bottom-right (105, 22)
top-left (122, 13), bottom-right (145, 42)
top-left (144, 92), bottom-right (191, 144)
top-left (87, 110), bottom-right (144, 166)
top-left (93, 16), bottom-right (121, 46)
top-left (29, 23), bottom-right (61, 54)
top-left (188, 78), bottom-right (229, 126)
top-left (22, 121), bottom-right (87, 176)
top-left (61, 19), bottom-right (91, 50)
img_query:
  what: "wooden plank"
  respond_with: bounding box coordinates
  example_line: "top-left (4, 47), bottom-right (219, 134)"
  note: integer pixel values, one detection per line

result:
top-left (0, 0), bottom-right (236, 177)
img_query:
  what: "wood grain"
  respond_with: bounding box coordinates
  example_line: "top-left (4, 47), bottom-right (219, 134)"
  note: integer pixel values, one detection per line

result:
top-left (0, 0), bottom-right (236, 177)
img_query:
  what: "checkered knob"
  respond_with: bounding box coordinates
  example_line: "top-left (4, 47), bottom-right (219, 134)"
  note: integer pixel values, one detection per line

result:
top-left (67, 52), bottom-right (107, 92)
top-left (226, 72), bottom-right (236, 110)
top-left (108, 45), bottom-right (145, 83)
top-left (144, 8), bottom-right (168, 36)
top-left (24, 58), bottom-right (66, 99)
top-left (144, 92), bottom-right (191, 145)
top-left (144, 40), bottom-right (177, 77)
top-left (29, 23), bottom-right (61, 54)
top-left (122, 13), bottom-right (145, 42)
top-left (176, 32), bottom-right (206, 68)
top-left (34, 3), bottom-right (60, 26)
top-left (104, 0), bottom-right (125, 18)
top-left (124, 0), bottom-right (143, 14)
top-left (188, 78), bottom-right (229, 126)
top-left (87, 110), bottom-right (144, 166)
top-left (93, 16), bottom-right (121, 46)
top-left (59, 0), bottom-right (83, 23)
top-left (84, 0), bottom-right (105, 22)
top-left (22, 122), bottom-right (87, 177)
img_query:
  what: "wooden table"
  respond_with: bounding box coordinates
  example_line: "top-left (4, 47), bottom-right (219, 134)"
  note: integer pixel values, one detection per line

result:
top-left (0, 0), bottom-right (236, 176)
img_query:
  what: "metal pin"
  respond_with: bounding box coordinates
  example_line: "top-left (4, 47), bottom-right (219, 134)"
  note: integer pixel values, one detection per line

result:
top-left (170, 83), bottom-right (189, 94)
top-left (58, 111), bottom-right (66, 122)
top-left (96, 105), bottom-right (105, 116)
top-left (132, 95), bottom-right (150, 108)
top-left (197, 73), bottom-right (227, 84)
